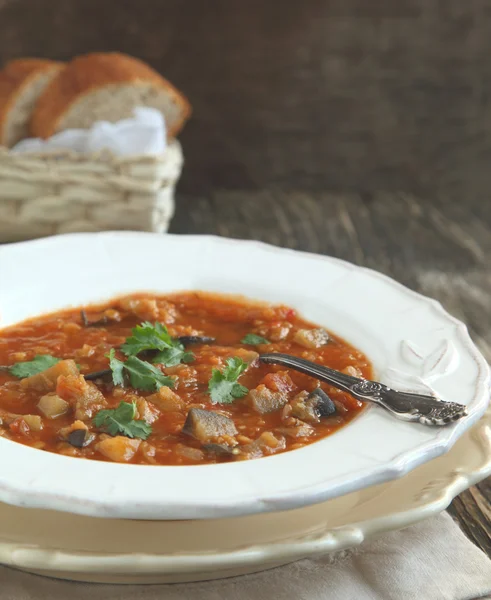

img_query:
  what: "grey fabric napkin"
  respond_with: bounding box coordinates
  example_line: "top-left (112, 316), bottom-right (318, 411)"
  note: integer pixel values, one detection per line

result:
top-left (1, 512), bottom-right (490, 600)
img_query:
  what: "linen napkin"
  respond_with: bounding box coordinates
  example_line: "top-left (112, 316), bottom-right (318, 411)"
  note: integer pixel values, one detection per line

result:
top-left (1, 512), bottom-right (490, 600)
top-left (10, 107), bottom-right (166, 156)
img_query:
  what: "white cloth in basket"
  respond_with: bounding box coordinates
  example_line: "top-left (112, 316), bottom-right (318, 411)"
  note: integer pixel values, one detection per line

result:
top-left (11, 108), bottom-right (166, 156)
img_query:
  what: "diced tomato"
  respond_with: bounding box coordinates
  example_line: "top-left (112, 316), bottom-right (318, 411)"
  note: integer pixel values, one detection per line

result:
top-left (9, 418), bottom-right (30, 437)
top-left (261, 371), bottom-right (296, 393)
top-left (56, 374), bottom-right (87, 401)
top-left (285, 308), bottom-right (296, 320)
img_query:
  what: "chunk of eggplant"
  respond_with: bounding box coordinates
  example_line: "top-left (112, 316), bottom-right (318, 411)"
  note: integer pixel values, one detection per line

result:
top-left (239, 431), bottom-right (286, 460)
top-left (309, 388), bottom-right (336, 417)
top-left (6, 414), bottom-right (43, 433)
top-left (83, 369), bottom-right (112, 382)
top-left (182, 408), bottom-right (238, 444)
top-left (80, 310), bottom-right (108, 328)
top-left (56, 374), bottom-right (107, 421)
top-left (67, 428), bottom-right (95, 448)
top-left (293, 328), bottom-right (330, 349)
top-left (203, 443), bottom-right (240, 456)
top-left (175, 444), bottom-right (205, 461)
top-left (0, 409), bottom-right (20, 425)
top-left (278, 421), bottom-right (315, 438)
top-left (60, 420), bottom-right (95, 447)
top-left (290, 388), bottom-right (336, 423)
top-left (248, 384), bottom-right (289, 414)
top-left (22, 414), bottom-right (44, 431)
top-left (37, 393), bottom-right (70, 419)
top-left (177, 335), bottom-right (215, 345)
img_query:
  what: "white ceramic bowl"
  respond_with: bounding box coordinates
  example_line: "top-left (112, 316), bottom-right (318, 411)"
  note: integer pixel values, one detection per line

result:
top-left (0, 232), bottom-right (489, 520)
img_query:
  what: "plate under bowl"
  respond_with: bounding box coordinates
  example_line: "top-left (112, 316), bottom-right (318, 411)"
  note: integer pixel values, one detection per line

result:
top-left (1, 408), bottom-right (490, 584)
top-left (0, 232), bottom-right (489, 520)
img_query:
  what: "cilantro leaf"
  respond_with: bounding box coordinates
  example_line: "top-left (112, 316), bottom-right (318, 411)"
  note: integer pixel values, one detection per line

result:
top-left (106, 350), bottom-right (175, 392)
top-left (232, 383), bottom-right (249, 397)
top-left (208, 357), bottom-right (249, 404)
top-left (93, 401), bottom-right (152, 439)
top-left (223, 357), bottom-right (249, 381)
top-left (123, 356), bottom-right (175, 391)
top-left (94, 400), bottom-right (137, 436)
top-left (241, 333), bottom-right (270, 345)
top-left (121, 321), bottom-right (174, 356)
top-left (121, 321), bottom-right (195, 368)
top-left (151, 346), bottom-right (194, 368)
top-left (123, 420), bottom-right (153, 439)
top-left (209, 379), bottom-right (249, 405)
top-left (107, 349), bottom-right (125, 387)
top-left (9, 355), bottom-right (61, 379)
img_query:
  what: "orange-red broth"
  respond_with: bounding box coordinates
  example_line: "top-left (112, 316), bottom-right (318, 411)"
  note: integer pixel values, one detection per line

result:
top-left (0, 293), bottom-right (371, 465)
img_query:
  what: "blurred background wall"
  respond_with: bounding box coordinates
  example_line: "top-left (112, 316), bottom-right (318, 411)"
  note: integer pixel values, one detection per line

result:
top-left (0, 0), bottom-right (489, 203)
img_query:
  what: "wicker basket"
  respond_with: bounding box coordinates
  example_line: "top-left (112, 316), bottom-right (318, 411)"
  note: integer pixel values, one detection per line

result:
top-left (0, 141), bottom-right (183, 242)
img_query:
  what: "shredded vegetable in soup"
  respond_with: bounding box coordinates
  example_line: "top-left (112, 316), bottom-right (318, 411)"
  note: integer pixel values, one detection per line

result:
top-left (0, 293), bottom-right (371, 464)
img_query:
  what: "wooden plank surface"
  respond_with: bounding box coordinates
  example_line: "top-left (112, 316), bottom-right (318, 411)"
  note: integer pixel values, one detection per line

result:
top-left (0, 0), bottom-right (489, 557)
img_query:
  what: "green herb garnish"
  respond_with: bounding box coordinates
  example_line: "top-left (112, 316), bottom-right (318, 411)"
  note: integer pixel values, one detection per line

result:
top-left (121, 321), bottom-right (173, 355)
top-left (107, 349), bottom-right (125, 387)
top-left (151, 346), bottom-right (194, 368)
top-left (124, 356), bottom-right (175, 391)
top-left (9, 355), bottom-right (61, 379)
top-left (107, 349), bottom-right (175, 391)
top-left (93, 401), bottom-right (152, 439)
top-left (121, 321), bottom-right (194, 366)
top-left (208, 357), bottom-right (249, 404)
top-left (241, 333), bottom-right (270, 345)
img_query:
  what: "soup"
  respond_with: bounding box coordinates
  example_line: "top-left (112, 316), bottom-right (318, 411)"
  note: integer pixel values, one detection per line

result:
top-left (0, 293), bottom-right (371, 465)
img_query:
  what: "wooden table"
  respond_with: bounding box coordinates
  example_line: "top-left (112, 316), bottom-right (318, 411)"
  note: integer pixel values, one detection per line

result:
top-left (0, 0), bottom-right (490, 557)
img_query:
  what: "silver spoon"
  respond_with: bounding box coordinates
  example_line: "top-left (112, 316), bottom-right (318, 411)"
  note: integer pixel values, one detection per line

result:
top-left (259, 353), bottom-right (467, 426)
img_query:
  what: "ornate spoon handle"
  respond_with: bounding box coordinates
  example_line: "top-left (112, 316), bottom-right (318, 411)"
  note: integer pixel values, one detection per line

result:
top-left (259, 353), bottom-right (467, 426)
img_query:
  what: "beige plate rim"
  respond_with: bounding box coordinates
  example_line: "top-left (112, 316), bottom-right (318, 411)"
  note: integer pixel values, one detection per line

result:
top-left (1, 407), bottom-right (489, 584)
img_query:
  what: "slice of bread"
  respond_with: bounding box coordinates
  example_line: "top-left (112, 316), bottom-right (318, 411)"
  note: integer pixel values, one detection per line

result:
top-left (31, 52), bottom-right (191, 140)
top-left (0, 58), bottom-right (64, 147)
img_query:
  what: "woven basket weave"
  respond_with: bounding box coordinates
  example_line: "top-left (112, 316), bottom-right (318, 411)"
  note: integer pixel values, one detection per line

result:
top-left (0, 140), bottom-right (183, 242)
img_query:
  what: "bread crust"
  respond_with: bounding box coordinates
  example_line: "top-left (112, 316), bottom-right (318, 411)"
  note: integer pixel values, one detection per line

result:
top-left (0, 58), bottom-right (63, 145)
top-left (30, 52), bottom-right (191, 139)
